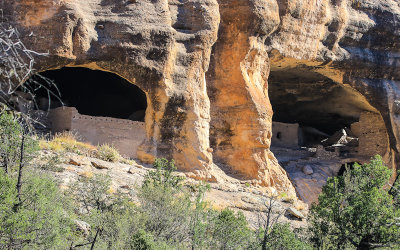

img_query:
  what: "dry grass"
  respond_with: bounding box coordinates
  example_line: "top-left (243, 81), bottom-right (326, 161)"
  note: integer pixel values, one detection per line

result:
top-left (294, 200), bottom-right (308, 211)
top-left (120, 158), bottom-right (136, 165)
top-left (39, 132), bottom-right (137, 166)
top-left (107, 186), bottom-right (117, 194)
top-left (40, 132), bottom-right (97, 156)
top-left (96, 144), bottom-right (121, 162)
top-left (279, 192), bottom-right (296, 204)
top-left (78, 170), bottom-right (94, 178)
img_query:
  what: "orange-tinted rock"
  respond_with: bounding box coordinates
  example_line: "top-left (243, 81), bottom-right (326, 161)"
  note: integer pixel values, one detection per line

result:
top-left (3, 0), bottom-right (400, 197)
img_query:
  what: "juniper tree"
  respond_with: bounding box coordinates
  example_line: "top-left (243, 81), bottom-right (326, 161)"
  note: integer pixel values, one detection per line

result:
top-left (309, 155), bottom-right (400, 249)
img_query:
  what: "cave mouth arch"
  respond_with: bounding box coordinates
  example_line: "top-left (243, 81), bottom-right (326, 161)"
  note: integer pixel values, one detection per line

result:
top-left (32, 67), bottom-right (147, 121)
top-left (268, 67), bottom-right (376, 148)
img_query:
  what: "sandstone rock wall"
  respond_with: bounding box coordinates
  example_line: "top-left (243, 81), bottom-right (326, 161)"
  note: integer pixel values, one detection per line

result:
top-left (3, 0), bottom-right (400, 195)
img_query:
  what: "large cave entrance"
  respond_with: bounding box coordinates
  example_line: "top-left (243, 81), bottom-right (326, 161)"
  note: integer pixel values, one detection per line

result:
top-left (268, 69), bottom-right (375, 148)
top-left (268, 68), bottom-right (373, 149)
top-left (24, 67), bottom-right (148, 158)
top-left (268, 67), bottom-right (390, 204)
top-left (33, 67), bottom-right (147, 121)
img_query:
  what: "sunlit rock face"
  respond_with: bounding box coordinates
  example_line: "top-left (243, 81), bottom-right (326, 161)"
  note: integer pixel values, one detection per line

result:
top-left (3, 0), bottom-right (400, 197)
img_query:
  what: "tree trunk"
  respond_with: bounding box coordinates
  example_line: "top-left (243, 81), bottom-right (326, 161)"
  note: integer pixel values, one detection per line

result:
top-left (16, 131), bottom-right (25, 203)
top-left (90, 229), bottom-right (100, 250)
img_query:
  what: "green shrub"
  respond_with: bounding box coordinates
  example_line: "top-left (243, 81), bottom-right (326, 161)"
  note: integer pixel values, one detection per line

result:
top-left (265, 223), bottom-right (313, 250)
top-left (139, 159), bottom-right (191, 245)
top-left (96, 144), bottom-right (121, 162)
top-left (0, 112), bottom-right (39, 173)
top-left (143, 158), bottom-right (183, 189)
top-left (309, 155), bottom-right (400, 249)
top-left (210, 208), bottom-right (255, 249)
top-left (129, 230), bottom-right (157, 250)
top-left (0, 171), bottom-right (74, 249)
top-left (391, 171), bottom-right (400, 208)
top-left (39, 154), bottom-right (64, 172)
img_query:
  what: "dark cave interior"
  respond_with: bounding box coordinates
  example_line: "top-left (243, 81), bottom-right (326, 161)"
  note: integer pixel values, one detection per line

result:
top-left (31, 67), bottom-right (147, 121)
top-left (268, 67), bottom-right (374, 146)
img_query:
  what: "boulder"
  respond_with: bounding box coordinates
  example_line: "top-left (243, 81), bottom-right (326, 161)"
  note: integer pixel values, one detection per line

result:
top-left (91, 160), bottom-right (113, 170)
top-left (322, 129), bottom-right (348, 147)
top-left (287, 207), bottom-right (305, 220)
top-left (74, 220), bottom-right (91, 237)
top-left (302, 165), bottom-right (313, 175)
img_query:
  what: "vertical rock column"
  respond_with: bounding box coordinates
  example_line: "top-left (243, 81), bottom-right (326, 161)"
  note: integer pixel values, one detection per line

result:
top-left (207, 0), bottom-right (296, 194)
top-left (139, 0), bottom-right (220, 180)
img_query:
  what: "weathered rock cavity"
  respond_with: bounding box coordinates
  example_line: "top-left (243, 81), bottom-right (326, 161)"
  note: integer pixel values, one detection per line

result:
top-left (3, 0), bottom-right (400, 199)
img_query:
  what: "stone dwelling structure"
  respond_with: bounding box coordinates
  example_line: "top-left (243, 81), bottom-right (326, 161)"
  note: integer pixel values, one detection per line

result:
top-left (271, 122), bottom-right (300, 149)
top-left (4, 0), bottom-right (400, 199)
top-left (50, 107), bottom-right (146, 158)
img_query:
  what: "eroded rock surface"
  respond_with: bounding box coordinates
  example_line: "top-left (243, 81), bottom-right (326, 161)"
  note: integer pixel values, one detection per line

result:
top-left (3, 0), bottom-right (400, 199)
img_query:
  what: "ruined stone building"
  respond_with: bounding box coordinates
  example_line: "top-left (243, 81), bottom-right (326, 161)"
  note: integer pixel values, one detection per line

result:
top-left (3, 0), bottom-right (400, 202)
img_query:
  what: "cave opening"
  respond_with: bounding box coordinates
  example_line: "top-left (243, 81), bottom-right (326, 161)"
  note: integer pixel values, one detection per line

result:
top-left (268, 66), bottom-right (391, 204)
top-left (31, 67), bottom-right (147, 121)
top-left (268, 67), bottom-right (374, 148)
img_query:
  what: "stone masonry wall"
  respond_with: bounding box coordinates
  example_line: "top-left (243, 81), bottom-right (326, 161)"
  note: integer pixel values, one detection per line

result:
top-left (351, 112), bottom-right (389, 158)
top-left (50, 107), bottom-right (146, 158)
top-left (271, 122), bottom-right (299, 148)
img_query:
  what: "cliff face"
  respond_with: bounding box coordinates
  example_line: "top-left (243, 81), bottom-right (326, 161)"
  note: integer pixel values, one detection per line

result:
top-left (3, 0), bottom-right (400, 197)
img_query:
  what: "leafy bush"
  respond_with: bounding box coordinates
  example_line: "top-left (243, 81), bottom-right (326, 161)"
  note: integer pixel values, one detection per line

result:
top-left (309, 155), bottom-right (400, 249)
top-left (139, 159), bottom-right (257, 249)
top-left (129, 230), bottom-right (157, 250)
top-left (210, 208), bottom-right (255, 249)
top-left (39, 154), bottom-right (64, 172)
top-left (143, 158), bottom-right (183, 189)
top-left (0, 112), bottom-right (74, 248)
top-left (69, 174), bottom-right (142, 249)
top-left (0, 170), bottom-right (74, 249)
top-left (0, 112), bottom-right (39, 173)
top-left (96, 144), bottom-right (121, 162)
top-left (264, 223), bottom-right (313, 250)
top-left (139, 158), bottom-right (191, 246)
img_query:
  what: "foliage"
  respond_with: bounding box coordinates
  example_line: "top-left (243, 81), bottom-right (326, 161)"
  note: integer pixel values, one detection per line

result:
top-left (0, 112), bottom-right (74, 249)
top-left (39, 154), bottom-right (64, 172)
top-left (139, 158), bottom-right (257, 249)
top-left (143, 158), bottom-right (184, 190)
top-left (210, 208), bottom-right (255, 249)
top-left (0, 112), bottom-right (38, 174)
top-left (0, 112), bottom-right (22, 173)
top-left (96, 144), bottom-right (121, 162)
top-left (264, 223), bottom-right (313, 250)
top-left (129, 230), bottom-right (158, 250)
top-left (309, 155), bottom-right (400, 249)
top-left (257, 193), bottom-right (312, 250)
top-left (139, 158), bottom-right (191, 246)
top-left (391, 171), bottom-right (400, 208)
top-left (69, 174), bottom-right (140, 249)
top-left (0, 170), bottom-right (74, 249)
